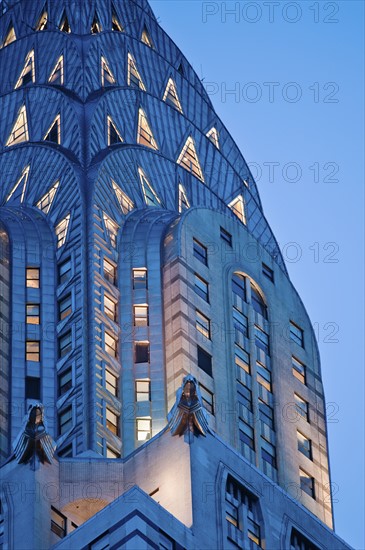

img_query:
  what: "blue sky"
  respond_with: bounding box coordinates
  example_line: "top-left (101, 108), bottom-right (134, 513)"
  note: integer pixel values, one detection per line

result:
top-left (150, 1), bottom-right (365, 547)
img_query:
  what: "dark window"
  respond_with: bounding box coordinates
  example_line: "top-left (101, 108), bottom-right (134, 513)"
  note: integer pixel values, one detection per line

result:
top-left (300, 470), bottom-right (315, 499)
top-left (290, 527), bottom-right (321, 550)
top-left (262, 263), bottom-right (274, 283)
top-left (194, 273), bottom-right (209, 302)
top-left (58, 258), bottom-right (71, 285)
top-left (262, 445), bottom-right (276, 469)
top-left (259, 399), bottom-right (275, 430)
top-left (297, 431), bottom-right (312, 460)
top-left (200, 384), bottom-right (214, 414)
top-left (232, 273), bottom-right (246, 311)
top-left (193, 239), bottom-right (208, 265)
top-left (295, 393), bottom-right (309, 422)
top-left (26, 267), bottom-right (40, 288)
top-left (25, 376), bottom-right (40, 399)
top-left (239, 420), bottom-right (255, 450)
top-left (58, 368), bottom-right (72, 396)
top-left (26, 340), bottom-right (40, 362)
top-left (135, 342), bottom-right (150, 363)
top-left (197, 346), bottom-right (212, 376)
top-left (237, 382), bottom-right (252, 412)
top-left (292, 356), bottom-right (306, 384)
top-left (290, 321), bottom-right (304, 348)
top-left (58, 294), bottom-right (72, 321)
top-left (58, 331), bottom-right (72, 358)
top-left (255, 326), bottom-right (270, 355)
top-left (57, 444), bottom-right (73, 458)
top-left (233, 310), bottom-right (248, 347)
top-left (133, 268), bottom-right (147, 289)
top-left (51, 506), bottom-right (66, 538)
top-left (104, 258), bottom-right (116, 284)
top-left (251, 286), bottom-right (267, 319)
top-left (220, 226), bottom-right (232, 246)
top-left (58, 406), bottom-right (72, 435)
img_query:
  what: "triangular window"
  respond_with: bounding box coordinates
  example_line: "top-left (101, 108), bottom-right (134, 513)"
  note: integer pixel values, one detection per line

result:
top-left (141, 26), bottom-right (153, 48)
top-left (163, 78), bottom-right (183, 113)
top-left (55, 214), bottom-right (70, 248)
top-left (48, 55), bottom-right (64, 85)
top-left (44, 114), bottom-right (61, 144)
top-left (6, 105), bottom-right (29, 147)
top-left (36, 181), bottom-right (59, 214)
top-left (137, 108), bottom-right (158, 150)
top-left (206, 127), bottom-right (219, 149)
top-left (112, 180), bottom-right (134, 214)
top-left (15, 50), bottom-right (35, 89)
top-left (101, 56), bottom-right (116, 86)
top-left (3, 24), bottom-right (16, 47)
top-left (228, 195), bottom-right (246, 225)
top-left (107, 116), bottom-right (123, 146)
top-left (6, 165), bottom-right (30, 203)
top-left (177, 63), bottom-right (184, 76)
top-left (138, 167), bottom-right (162, 207)
top-left (35, 7), bottom-right (48, 31)
top-left (103, 213), bottom-right (119, 247)
top-left (111, 3), bottom-right (123, 31)
top-left (91, 11), bottom-right (102, 33)
top-left (177, 137), bottom-right (204, 181)
top-left (178, 183), bottom-right (190, 213)
top-left (59, 10), bottom-right (71, 33)
top-left (127, 53), bottom-right (146, 90)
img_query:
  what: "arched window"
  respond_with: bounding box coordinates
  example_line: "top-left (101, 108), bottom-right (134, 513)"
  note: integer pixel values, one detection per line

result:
top-left (251, 285), bottom-right (267, 319)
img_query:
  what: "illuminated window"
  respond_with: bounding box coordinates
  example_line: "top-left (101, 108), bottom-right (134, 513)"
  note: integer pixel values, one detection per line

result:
top-left (290, 321), bottom-right (304, 348)
top-left (106, 370), bottom-right (118, 397)
top-left (135, 342), bottom-right (149, 363)
top-left (196, 310), bottom-right (210, 339)
top-left (58, 258), bottom-right (71, 285)
top-left (101, 55), bottom-right (116, 86)
top-left (135, 379), bottom-right (150, 401)
top-left (194, 273), bottom-right (209, 302)
top-left (55, 214), bottom-right (70, 248)
top-left (15, 50), bottom-right (35, 88)
top-left (228, 195), bottom-right (246, 225)
top-left (137, 108), bottom-right (158, 149)
top-left (141, 26), bottom-right (153, 47)
top-left (297, 431), bottom-right (312, 460)
top-left (35, 7), bottom-right (48, 31)
top-left (104, 258), bottom-right (116, 285)
top-left (134, 305), bottom-right (148, 326)
top-left (91, 11), bottom-right (102, 33)
top-left (235, 346), bottom-right (250, 377)
top-left (104, 294), bottom-right (117, 321)
top-left (59, 331), bottom-right (72, 358)
top-left (200, 384), bottom-right (214, 414)
top-left (2, 24), bottom-right (16, 47)
top-left (26, 341), bottom-right (40, 362)
top-left (197, 346), bottom-right (212, 377)
top-left (232, 273), bottom-right (246, 311)
top-left (262, 263), bottom-right (274, 283)
top-left (51, 506), bottom-right (66, 538)
top-left (6, 105), bottom-right (29, 146)
top-left (256, 362), bottom-right (271, 392)
top-left (255, 326), bottom-right (269, 355)
top-left (26, 267), bottom-right (40, 288)
top-left (177, 137), bottom-right (204, 181)
top-left (162, 78), bottom-right (183, 113)
top-left (111, 3), bottom-right (123, 31)
top-left (220, 227), bottom-right (232, 246)
top-left (295, 393), bottom-right (309, 422)
top-left (26, 304), bottom-right (40, 325)
top-left (106, 407), bottom-right (119, 435)
top-left (133, 268), bottom-right (147, 289)
top-left (127, 53), bottom-right (146, 90)
top-left (251, 286), bottom-right (267, 319)
top-left (112, 180), bottom-right (133, 215)
top-left (58, 406), bottom-right (72, 435)
top-left (107, 115), bottom-right (123, 145)
top-left (25, 376), bottom-right (40, 399)
top-left (292, 356), bottom-right (306, 384)
top-left (36, 180), bottom-right (59, 214)
top-left (136, 417), bottom-right (152, 441)
top-left (59, 10), bottom-right (71, 33)
top-left (105, 332), bottom-right (117, 358)
top-left (239, 420), bottom-right (254, 450)
top-left (299, 469), bottom-right (315, 499)
top-left (106, 447), bottom-right (120, 459)
top-left (58, 368), bottom-right (72, 396)
top-left (225, 476), bottom-right (262, 547)
top-left (44, 114), bottom-right (61, 144)
top-left (193, 238), bottom-right (208, 265)
top-left (103, 213), bottom-right (118, 247)
top-left (178, 183), bottom-right (190, 212)
top-left (58, 294), bottom-right (72, 321)
top-left (138, 167), bottom-right (162, 207)
top-left (5, 165), bottom-right (30, 203)
top-left (206, 127), bottom-right (219, 149)
top-left (48, 55), bottom-right (64, 85)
